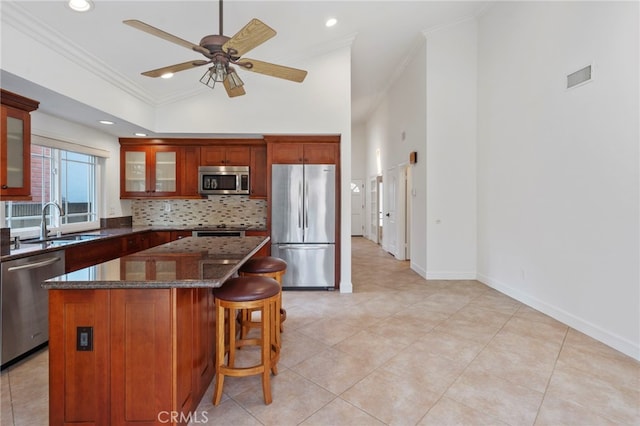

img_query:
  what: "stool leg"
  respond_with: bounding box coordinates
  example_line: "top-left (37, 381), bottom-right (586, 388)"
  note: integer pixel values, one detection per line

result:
top-left (213, 300), bottom-right (225, 406)
top-left (261, 301), bottom-right (272, 405)
top-left (270, 295), bottom-right (280, 376)
top-left (228, 307), bottom-right (237, 367)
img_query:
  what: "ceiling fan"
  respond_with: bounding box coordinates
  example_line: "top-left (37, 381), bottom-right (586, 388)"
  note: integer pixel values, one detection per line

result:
top-left (123, 0), bottom-right (307, 97)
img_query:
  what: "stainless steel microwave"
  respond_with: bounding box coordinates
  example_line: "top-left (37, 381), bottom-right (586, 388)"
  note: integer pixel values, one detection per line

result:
top-left (198, 166), bottom-right (250, 195)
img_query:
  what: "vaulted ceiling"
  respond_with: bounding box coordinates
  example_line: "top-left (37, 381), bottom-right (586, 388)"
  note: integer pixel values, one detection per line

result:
top-left (1, 1), bottom-right (488, 134)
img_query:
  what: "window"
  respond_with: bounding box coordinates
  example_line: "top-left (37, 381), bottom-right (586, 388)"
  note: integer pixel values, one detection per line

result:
top-left (4, 144), bottom-right (99, 235)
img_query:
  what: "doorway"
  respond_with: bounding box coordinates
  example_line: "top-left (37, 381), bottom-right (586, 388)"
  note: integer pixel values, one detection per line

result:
top-left (368, 176), bottom-right (383, 244)
top-left (350, 180), bottom-right (364, 236)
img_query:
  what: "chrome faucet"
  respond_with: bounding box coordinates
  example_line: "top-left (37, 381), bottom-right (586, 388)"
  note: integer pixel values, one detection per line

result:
top-left (40, 202), bottom-right (65, 241)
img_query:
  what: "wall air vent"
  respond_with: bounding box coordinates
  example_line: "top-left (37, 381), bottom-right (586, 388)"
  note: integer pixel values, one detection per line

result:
top-left (567, 64), bottom-right (592, 89)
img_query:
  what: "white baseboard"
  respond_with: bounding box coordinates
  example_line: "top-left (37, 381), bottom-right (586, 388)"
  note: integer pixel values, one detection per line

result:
top-left (425, 271), bottom-right (477, 280)
top-left (339, 280), bottom-right (353, 293)
top-left (410, 262), bottom-right (427, 279)
top-left (477, 273), bottom-right (640, 361)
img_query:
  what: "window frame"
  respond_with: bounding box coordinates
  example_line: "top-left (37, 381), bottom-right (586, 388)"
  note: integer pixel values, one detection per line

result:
top-left (4, 144), bottom-right (101, 239)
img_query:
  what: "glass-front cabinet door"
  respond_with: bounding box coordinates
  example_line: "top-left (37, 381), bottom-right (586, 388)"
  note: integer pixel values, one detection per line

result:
top-left (153, 150), bottom-right (177, 193)
top-left (1, 106), bottom-right (32, 199)
top-left (124, 149), bottom-right (147, 194)
top-left (120, 145), bottom-right (180, 198)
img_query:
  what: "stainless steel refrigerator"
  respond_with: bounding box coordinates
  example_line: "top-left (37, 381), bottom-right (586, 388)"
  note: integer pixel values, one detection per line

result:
top-left (271, 164), bottom-right (335, 289)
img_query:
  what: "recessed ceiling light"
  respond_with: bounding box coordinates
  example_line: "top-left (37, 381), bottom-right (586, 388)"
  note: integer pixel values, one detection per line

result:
top-left (99, 120), bottom-right (114, 125)
top-left (134, 132), bottom-right (147, 137)
top-left (68, 0), bottom-right (93, 12)
top-left (325, 18), bottom-right (338, 28)
top-left (161, 72), bottom-right (174, 79)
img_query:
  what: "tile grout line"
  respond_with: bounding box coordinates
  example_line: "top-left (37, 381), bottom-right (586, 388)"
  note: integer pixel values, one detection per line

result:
top-left (532, 326), bottom-right (570, 425)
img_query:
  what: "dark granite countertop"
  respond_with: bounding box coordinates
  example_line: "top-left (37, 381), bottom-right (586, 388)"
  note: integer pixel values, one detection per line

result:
top-left (42, 236), bottom-right (269, 289)
top-left (1, 225), bottom-right (268, 262)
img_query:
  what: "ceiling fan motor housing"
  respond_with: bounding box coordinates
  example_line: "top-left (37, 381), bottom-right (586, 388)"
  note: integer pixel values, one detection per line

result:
top-left (200, 34), bottom-right (231, 55)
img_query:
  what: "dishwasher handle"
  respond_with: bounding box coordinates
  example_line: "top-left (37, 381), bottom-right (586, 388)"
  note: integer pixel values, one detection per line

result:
top-left (7, 256), bottom-right (63, 272)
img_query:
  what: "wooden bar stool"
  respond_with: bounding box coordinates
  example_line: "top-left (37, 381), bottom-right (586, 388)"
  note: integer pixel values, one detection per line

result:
top-left (239, 257), bottom-right (287, 340)
top-left (212, 276), bottom-right (281, 406)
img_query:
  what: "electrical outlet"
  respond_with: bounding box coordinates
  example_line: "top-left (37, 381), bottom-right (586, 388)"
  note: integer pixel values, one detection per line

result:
top-left (77, 326), bottom-right (93, 351)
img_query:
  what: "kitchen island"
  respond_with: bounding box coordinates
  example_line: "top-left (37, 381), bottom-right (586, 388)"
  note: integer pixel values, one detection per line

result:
top-left (43, 236), bottom-right (269, 426)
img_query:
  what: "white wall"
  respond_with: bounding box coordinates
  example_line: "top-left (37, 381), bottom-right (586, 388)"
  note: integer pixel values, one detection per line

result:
top-left (30, 112), bottom-right (131, 220)
top-left (365, 37), bottom-right (427, 270)
top-left (424, 19), bottom-right (478, 279)
top-left (476, 1), bottom-right (639, 359)
top-left (365, 22), bottom-right (477, 280)
top-left (351, 123), bottom-right (366, 182)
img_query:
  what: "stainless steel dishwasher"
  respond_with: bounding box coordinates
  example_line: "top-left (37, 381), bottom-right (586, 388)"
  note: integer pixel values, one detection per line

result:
top-left (1, 250), bottom-right (65, 367)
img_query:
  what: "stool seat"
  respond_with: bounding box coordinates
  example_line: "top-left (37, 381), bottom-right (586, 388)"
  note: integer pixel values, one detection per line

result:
top-left (238, 256), bottom-right (288, 337)
top-left (239, 256), bottom-right (287, 274)
top-left (214, 277), bottom-right (280, 302)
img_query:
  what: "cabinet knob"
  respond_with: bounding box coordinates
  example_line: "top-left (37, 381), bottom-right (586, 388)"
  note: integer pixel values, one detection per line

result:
top-left (1, 184), bottom-right (7, 189)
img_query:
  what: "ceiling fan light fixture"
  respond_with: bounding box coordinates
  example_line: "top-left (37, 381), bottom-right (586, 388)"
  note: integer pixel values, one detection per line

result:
top-left (68, 0), bottom-right (93, 12)
top-left (200, 63), bottom-right (227, 89)
top-left (160, 72), bottom-right (174, 79)
top-left (227, 68), bottom-right (244, 89)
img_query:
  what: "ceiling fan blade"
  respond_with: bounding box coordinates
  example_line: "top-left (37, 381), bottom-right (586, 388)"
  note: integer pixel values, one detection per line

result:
top-left (223, 78), bottom-right (246, 97)
top-left (123, 19), bottom-right (208, 55)
top-left (222, 19), bottom-right (276, 57)
top-left (241, 59), bottom-right (307, 83)
top-left (141, 60), bottom-right (210, 78)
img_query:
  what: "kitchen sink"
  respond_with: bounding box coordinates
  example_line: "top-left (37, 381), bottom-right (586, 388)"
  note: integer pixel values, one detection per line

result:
top-left (23, 234), bottom-right (102, 245)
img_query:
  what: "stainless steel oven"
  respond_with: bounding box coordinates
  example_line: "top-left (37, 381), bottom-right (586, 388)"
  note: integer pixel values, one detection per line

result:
top-left (198, 166), bottom-right (249, 195)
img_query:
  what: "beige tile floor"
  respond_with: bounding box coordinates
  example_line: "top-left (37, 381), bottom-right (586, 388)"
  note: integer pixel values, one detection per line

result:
top-left (2, 237), bottom-right (639, 425)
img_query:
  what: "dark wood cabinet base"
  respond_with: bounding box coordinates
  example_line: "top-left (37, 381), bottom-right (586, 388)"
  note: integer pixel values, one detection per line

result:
top-left (49, 287), bottom-right (214, 426)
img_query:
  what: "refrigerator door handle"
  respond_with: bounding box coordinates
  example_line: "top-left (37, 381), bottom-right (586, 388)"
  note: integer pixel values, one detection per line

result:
top-left (304, 181), bottom-right (309, 229)
top-left (277, 244), bottom-right (331, 250)
top-left (298, 181), bottom-right (303, 229)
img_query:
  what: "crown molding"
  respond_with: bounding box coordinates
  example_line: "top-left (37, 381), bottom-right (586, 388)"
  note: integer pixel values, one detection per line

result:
top-left (2, 2), bottom-right (158, 106)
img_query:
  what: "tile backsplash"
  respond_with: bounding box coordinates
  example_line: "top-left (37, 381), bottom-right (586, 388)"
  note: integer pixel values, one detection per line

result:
top-left (132, 197), bottom-right (267, 228)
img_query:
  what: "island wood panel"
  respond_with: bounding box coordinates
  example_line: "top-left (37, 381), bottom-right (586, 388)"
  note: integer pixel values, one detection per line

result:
top-left (111, 289), bottom-right (173, 423)
top-left (49, 287), bottom-right (212, 426)
top-left (49, 289), bottom-right (110, 426)
top-left (176, 288), bottom-right (194, 414)
top-left (192, 288), bottom-right (215, 398)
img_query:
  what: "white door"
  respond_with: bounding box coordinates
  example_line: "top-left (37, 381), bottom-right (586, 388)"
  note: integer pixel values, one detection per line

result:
top-left (351, 179), bottom-right (364, 236)
top-left (369, 177), bottom-right (378, 242)
top-left (383, 167), bottom-right (397, 255)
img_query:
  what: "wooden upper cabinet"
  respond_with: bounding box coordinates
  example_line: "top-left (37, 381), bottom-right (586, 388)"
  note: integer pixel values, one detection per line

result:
top-left (181, 145), bottom-right (201, 198)
top-left (0, 89), bottom-right (39, 200)
top-left (270, 142), bottom-right (339, 165)
top-left (120, 145), bottom-right (182, 199)
top-left (302, 143), bottom-right (339, 164)
top-left (201, 145), bottom-right (250, 166)
top-left (250, 145), bottom-right (267, 198)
